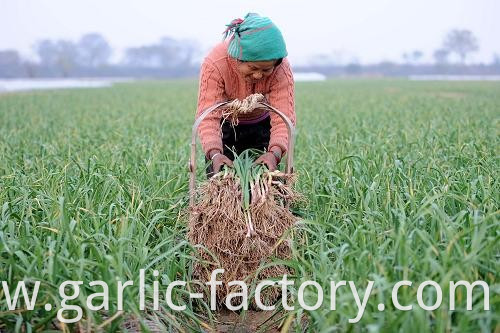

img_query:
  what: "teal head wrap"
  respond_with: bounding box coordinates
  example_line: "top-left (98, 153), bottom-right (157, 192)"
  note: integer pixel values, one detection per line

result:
top-left (223, 13), bottom-right (288, 61)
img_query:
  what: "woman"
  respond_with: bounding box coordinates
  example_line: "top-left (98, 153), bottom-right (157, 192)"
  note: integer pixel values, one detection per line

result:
top-left (196, 13), bottom-right (295, 176)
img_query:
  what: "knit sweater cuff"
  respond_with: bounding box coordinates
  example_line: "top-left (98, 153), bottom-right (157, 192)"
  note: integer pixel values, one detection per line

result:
top-left (268, 137), bottom-right (288, 155)
top-left (202, 140), bottom-right (223, 157)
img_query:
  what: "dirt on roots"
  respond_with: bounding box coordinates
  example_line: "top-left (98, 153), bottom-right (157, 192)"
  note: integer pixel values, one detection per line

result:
top-left (188, 171), bottom-right (301, 308)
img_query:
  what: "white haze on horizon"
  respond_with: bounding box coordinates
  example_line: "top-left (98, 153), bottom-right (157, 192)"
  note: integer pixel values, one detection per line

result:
top-left (1, 0), bottom-right (499, 66)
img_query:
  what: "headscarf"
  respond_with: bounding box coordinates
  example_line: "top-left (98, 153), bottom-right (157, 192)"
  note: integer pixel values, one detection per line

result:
top-left (223, 13), bottom-right (288, 61)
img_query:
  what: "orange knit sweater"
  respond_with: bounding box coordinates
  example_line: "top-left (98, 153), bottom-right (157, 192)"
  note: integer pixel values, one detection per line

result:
top-left (196, 41), bottom-right (295, 155)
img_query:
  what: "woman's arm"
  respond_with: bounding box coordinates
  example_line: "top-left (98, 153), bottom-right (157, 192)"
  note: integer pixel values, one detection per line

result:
top-left (267, 58), bottom-right (296, 154)
top-left (196, 60), bottom-right (226, 156)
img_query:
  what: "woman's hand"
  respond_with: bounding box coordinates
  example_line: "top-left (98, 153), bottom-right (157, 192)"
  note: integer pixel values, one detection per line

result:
top-left (254, 147), bottom-right (282, 171)
top-left (209, 150), bottom-right (233, 174)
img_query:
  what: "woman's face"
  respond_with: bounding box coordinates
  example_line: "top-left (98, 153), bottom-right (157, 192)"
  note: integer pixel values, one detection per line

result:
top-left (237, 60), bottom-right (278, 83)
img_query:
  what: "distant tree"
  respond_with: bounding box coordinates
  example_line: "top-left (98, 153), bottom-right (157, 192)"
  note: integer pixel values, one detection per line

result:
top-left (0, 50), bottom-right (21, 65)
top-left (183, 39), bottom-right (204, 66)
top-left (77, 33), bottom-right (112, 67)
top-left (34, 39), bottom-right (59, 67)
top-left (442, 29), bottom-right (479, 63)
top-left (402, 50), bottom-right (423, 64)
top-left (433, 48), bottom-right (449, 65)
top-left (402, 52), bottom-right (410, 64)
top-left (124, 45), bottom-right (166, 68)
top-left (159, 37), bottom-right (195, 67)
top-left (493, 53), bottom-right (500, 66)
top-left (22, 61), bottom-right (37, 78)
top-left (345, 62), bottom-right (361, 74)
top-left (33, 39), bottom-right (78, 76)
top-left (54, 40), bottom-right (78, 76)
top-left (123, 37), bottom-right (199, 68)
top-left (0, 50), bottom-right (24, 77)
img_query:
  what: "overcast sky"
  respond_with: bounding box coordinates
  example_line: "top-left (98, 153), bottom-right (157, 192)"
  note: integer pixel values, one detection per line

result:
top-left (1, 0), bottom-right (499, 65)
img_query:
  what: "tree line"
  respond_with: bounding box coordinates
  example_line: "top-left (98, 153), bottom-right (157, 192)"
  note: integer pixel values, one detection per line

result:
top-left (0, 29), bottom-right (499, 78)
top-left (0, 33), bottom-right (200, 78)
